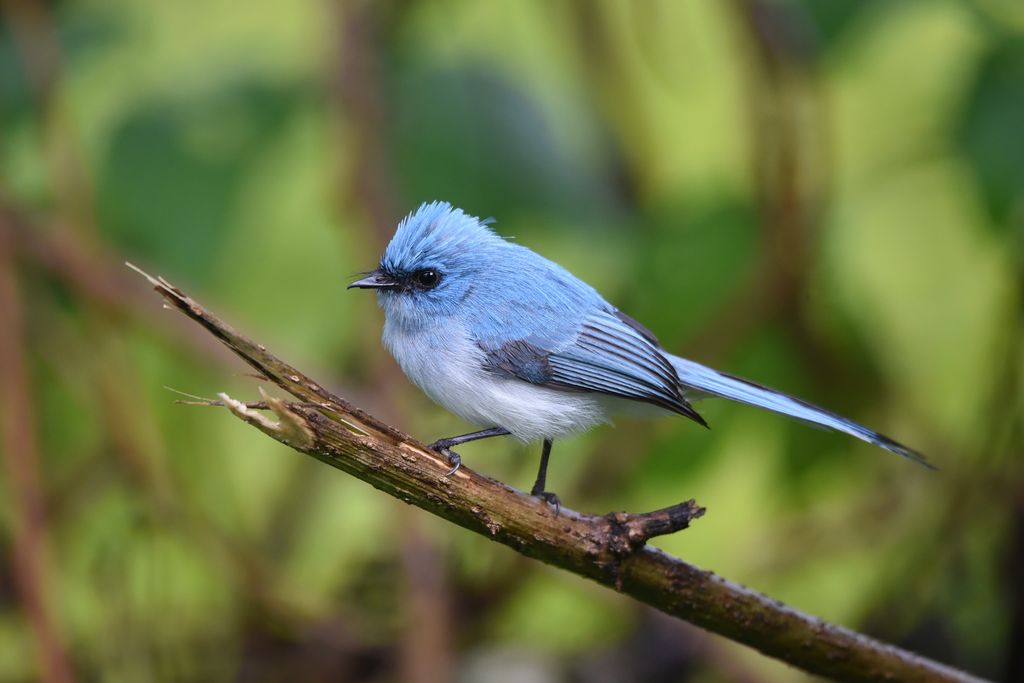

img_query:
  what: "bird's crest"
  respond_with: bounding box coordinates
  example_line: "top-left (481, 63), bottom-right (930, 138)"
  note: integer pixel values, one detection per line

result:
top-left (381, 201), bottom-right (499, 274)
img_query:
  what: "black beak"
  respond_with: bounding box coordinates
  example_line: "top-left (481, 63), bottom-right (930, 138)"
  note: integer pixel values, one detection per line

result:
top-left (347, 270), bottom-right (396, 290)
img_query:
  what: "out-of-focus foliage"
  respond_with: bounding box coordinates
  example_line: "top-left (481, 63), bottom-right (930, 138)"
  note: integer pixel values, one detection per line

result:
top-left (0, 1), bottom-right (1020, 681)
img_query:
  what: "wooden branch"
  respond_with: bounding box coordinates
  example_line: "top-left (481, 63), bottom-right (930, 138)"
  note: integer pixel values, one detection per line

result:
top-left (129, 264), bottom-right (985, 683)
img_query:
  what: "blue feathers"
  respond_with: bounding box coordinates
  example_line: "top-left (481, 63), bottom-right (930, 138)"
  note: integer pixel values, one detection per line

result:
top-left (481, 311), bottom-right (705, 424)
top-left (381, 201), bottom-right (501, 277)
top-left (669, 357), bottom-right (933, 468)
top-left (360, 201), bottom-right (930, 468)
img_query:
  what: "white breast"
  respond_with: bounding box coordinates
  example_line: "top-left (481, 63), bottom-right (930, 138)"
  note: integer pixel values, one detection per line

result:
top-left (383, 318), bottom-right (608, 442)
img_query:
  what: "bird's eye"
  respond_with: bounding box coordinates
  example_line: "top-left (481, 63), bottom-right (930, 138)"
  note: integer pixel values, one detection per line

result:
top-left (412, 269), bottom-right (441, 289)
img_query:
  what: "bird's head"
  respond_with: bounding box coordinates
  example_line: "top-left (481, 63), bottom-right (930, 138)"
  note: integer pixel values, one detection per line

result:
top-left (348, 201), bottom-right (503, 324)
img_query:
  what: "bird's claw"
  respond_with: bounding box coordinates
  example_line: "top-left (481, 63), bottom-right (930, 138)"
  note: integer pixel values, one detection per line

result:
top-left (428, 440), bottom-right (461, 477)
top-left (443, 452), bottom-right (461, 477)
top-left (533, 490), bottom-right (561, 515)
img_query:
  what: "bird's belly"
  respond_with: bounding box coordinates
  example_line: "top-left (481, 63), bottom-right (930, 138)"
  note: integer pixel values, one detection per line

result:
top-left (383, 322), bottom-right (607, 442)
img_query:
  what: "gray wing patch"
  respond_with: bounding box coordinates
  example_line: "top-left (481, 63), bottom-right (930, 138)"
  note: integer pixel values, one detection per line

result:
top-left (480, 316), bottom-right (707, 428)
top-left (565, 315), bottom-right (707, 425)
top-left (483, 339), bottom-right (553, 384)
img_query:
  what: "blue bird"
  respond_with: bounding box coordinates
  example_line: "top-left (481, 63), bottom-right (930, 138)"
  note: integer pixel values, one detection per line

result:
top-left (349, 201), bottom-right (932, 505)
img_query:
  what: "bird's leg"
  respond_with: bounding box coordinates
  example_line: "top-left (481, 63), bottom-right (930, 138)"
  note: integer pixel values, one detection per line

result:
top-left (530, 439), bottom-right (560, 512)
top-left (429, 427), bottom-right (510, 476)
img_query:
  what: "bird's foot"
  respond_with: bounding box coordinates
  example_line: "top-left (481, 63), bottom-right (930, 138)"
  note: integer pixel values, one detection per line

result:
top-left (428, 439), bottom-right (462, 477)
top-left (531, 487), bottom-right (561, 515)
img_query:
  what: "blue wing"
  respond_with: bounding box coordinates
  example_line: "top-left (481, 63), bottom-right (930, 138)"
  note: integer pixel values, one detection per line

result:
top-left (465, 248), bottom-right (705, 425)
top-left (480, 311), bottom-right (705, 424)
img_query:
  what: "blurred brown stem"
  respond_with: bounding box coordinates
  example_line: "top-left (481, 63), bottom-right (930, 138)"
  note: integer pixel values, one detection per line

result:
top-left (329, 4), bottom-right (455, 681)
top-left (0, 222), bottom-right (76, 682)
top-left (2, 204), bottom-right (231, 367)
top-left (685, 0), bottom-right (828, 367)
top-left (1, 0), bottom-right (97, 237)
top-left (130, 264), bottom-right (984, 683)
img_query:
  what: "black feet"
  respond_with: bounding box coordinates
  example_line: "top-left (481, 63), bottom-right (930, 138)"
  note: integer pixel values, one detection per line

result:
top-left (442, 450), bottom-right (461, 477)
top-left (428, 439), bottom-right (462, 477)
top-left (531, 485), bottom-right (561, 514)
top-left (528, 439), bottom-right (559, 512)
top-left (427, 427), bottom-right (510, 477)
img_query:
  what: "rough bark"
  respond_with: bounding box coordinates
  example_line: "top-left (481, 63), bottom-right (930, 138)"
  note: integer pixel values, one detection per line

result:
top-left (129, 264), bottom-right (986, 683)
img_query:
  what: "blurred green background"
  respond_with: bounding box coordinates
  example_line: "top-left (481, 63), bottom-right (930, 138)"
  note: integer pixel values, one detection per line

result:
top-left (1, 1), bottom-right (1021, 681)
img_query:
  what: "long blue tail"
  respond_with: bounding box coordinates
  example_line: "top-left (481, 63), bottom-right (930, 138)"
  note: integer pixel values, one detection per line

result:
top-left (668, 355), bottom-right (934, 469)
